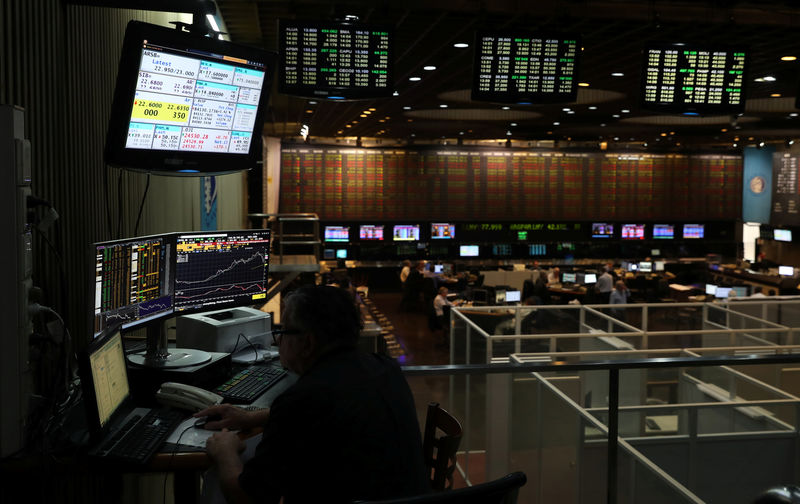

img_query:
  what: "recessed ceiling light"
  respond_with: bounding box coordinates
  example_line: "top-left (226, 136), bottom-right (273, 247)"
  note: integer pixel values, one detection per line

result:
top-left (345, 125), bottom-right (352, 128)
top-left (567, 110), bottom-right (575, 114)
top-left (305, 109), bottom-right (313, 113)
top-left (403, 106), bottom-right (411, 110)
top-left (506, 131), bottom-right (512, 136)
top-left (510, 123), bottom-right (517, 127)
top-left (439, 104), bottom-right (448, 108)
top-left (621, 109), bottom-right (630, 113)
top-left (721, 128), bottom-right (728, 132)
top-left (423, 65), bottom-right (437, 71)
top-left (660, 132), bottom-right (667, 137)
top-left (791, 113), bottom-right (799, 117)
top-left (360, 114), bottom-right (367, 117)
top-left (363, 110), bottom-right (372, 114)
top-left (578, 82), bottom-right (590, 87)
top-left (612, 114), bottom-right (620, 118)
top-left (762, 76), bottom-right (777, 82)
top-left (309, 101), bottom-right (317, 105)
top-left (600, 123), bottom-right (606, 127)
top-left (553, 122), bottom-right (560, 126)
top-left (409, 76), bottom-right (421, 81)
top-left (670, 131), bottom-right (675, 135)
top-left (588, 106), bottom-right (598, 110)
top-left (613, 137), bottom-right (619, 141)
top-left (611, 72), bottom-right (624, 77)
top-left (781, 56), bottom-right (797, 61)
top-left (562, 107), bottom-right (571, 112)
top-left (378, 119), bottom-right (385, 122)
top-left (771, 93), bottom-right (782, 97)
top-left (453, 43), bottom-right (469, 48)
top-left (392, 91), bottom-right (399, 96)
top-left (501, 106), bottom-right (510, 110)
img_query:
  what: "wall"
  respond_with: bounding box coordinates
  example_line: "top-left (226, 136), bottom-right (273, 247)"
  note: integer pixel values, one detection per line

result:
top-left (0, 2), bottom-right (247, 344)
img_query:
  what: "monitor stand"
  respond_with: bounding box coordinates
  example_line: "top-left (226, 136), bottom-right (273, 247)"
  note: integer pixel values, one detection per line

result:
top-left (127, 319), bottom-right (212, 369)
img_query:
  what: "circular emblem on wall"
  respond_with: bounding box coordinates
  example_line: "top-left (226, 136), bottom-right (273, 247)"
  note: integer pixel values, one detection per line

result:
top-left (749, 175), bottom-right (766, 194)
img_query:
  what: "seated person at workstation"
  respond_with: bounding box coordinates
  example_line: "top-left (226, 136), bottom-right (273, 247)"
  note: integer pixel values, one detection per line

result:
top-left (198, 285), bottom-right (429, 503)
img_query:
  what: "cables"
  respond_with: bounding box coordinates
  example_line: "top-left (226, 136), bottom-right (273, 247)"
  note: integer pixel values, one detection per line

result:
top-left (163, 422), bottom-right (197, 504)
top-left (133, 173), bottom-right (151, 237)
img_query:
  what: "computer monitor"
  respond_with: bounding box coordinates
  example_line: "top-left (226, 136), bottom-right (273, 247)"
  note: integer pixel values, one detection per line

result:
top-left (359, 225), bottom-right (384, 241)
top-left (505, 290), bottom-right (521, 303)
top-left (323, 249), bottom-right (335, 259)
top-left (621, 224), bottom-right (645, 240)
top-left (92, 234), bottom-right (174, 337)
top-left (495, 289), bottom-right (506, 305)
top-left (774, 229), bottom-right (792, 242)
top-left (430, 223), bottom-right (455, 239)
top-left (683, 224), bottom-right (704, 239)
top-left (393, 225), bottom-right (420, 241)
top-left (779, 265), bottom-right (794, 276)
top-left (104, 21), bottom-right (275, 174)
top-left (434, 264), bottom-right (444, 274)
top-left (336, 249), bottom-right (347, 259)
top-left (638, 261), bottom-right (653, 273)
top-left (732, 286), bottom-right (749, 297)
top-left (562, 272), bottom-right (577, 283)
top-left (324, 226), bottom-right (349, 242)
top-left (583, 273), bottom-right (597, 284)
top-left (715, 287), bottom-right (732, 299)
top-left (442, 264), bottom-right (454, 275)
top-left (652, 224), bottom-right (674, 239)
top-left (529, 244), bottom-right (546, 256)
top-left (173, 229), bottom-right (271, 314)
top-left (472, 288), bottom-right (488, 305)
top-left (460, 245), bottom-right (480, 257)
top-left (705, 284), bottom-right (718, 296)
top-left (651, 249), bottom-right (661, 257)
top-left (471, 30), bottom-right (580, 104)
top-left (628, 263), bottom-right (639, 272)
top-left (492, 244), bottom-right (512, 256)
top-left (278, 19), bottom-right (393, 100)
top-left (654, 260), bottom-right (666, 272)
top-left (591, 223), bottom-right (614, 238)
top-left (641, 42), bottom-right (747, 115)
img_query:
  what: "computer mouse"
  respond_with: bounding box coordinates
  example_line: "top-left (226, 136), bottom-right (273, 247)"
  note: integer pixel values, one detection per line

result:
top-left (194, 414), bottom-right (221, 428)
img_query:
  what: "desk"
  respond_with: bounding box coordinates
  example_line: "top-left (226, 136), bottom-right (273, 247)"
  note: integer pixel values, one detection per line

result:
top-left (548, 285), bottom-right (587, 303)
top-left (149, 365), bottom-right (296, 503)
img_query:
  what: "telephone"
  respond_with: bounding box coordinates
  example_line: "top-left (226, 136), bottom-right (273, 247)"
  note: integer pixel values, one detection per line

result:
top-left (156, 382), bottom-right (223, 412)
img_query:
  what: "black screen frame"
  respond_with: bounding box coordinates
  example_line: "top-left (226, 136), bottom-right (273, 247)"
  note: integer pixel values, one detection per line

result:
top-left (639, 42), bottom-right (748, 115)
top-left (471, 30), bottom-right (581, 104)
top-left (277, 18), bottom-right (395, 100)
top-left (104, 20), bottom-right (276, 175)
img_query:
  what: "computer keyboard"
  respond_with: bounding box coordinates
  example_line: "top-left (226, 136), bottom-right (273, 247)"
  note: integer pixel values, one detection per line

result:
top-left (102, 408), bottom-right (184, 464)
top-left (215, 365), bottom-right (287, 404)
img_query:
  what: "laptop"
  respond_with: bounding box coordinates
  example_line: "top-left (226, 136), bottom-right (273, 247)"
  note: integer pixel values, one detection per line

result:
top-left (79, 324), bottom-right (183, 464)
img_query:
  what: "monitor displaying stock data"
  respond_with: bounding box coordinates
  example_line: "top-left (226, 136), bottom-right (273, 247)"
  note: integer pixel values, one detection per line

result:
top-left (278, 19), bottom-right (393, 99)
top-left (641, 43), bottom-right (747, 114)
top-left (472, 31), bottom-right (580, 103)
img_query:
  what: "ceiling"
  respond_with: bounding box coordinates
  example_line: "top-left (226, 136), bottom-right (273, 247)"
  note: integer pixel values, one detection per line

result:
top-left (216, 0), bottom-right (800, 150)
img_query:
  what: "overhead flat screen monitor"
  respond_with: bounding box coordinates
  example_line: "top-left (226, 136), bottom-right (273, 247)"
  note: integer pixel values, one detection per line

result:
top-left (621, 224), bottom-right (645, 240)
top-left (492, 244), bottom-right (512, 256)
top-left (591, 223), bottom-right (614, 238)
top-left (683, 224), bottom-right (704, 239)
top-left (641, 43), bottom-right (747, 114)
top-left (105, 21), bottom-right (275, 174)
top-left (324, 226), bottom-right (350, 242)
top-left (774, 229), bottom-right (792, 242)
top-left (460, 245), bottom-right (480, 257)
top-left (359, 225), bottom-right (384, 241)
top-left (93, 234), bottom-right (174, 337)
top-left (472, 31), bottom-right (580, 104)
top-left (393, 225), bottom-right (419, 241)
top-left (529, 244), bottom-right (546, 256)
top-left (653, 224), bottom-right (674, 239)
top-left (278, 19), bottom-right (393, 100)
top-left (779, 265), bottom-right (794, 276)
top-left (173, 230), bottom-right (270, 313)
top-left (431, 223), bottom-right (455, 239)
top-left (651, 249), bottom-right (661, 256)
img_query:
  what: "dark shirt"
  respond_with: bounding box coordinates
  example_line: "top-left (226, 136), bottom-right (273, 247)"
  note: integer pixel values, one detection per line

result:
top-left (239, 348), bottom-right (429, 503)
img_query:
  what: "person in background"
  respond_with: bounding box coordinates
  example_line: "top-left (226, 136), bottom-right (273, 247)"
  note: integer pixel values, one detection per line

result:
top-left (547, 267), bottom-right (561, 285)
top-left (199, 285), bottom-right (429, 504)
top-left (399, 259), bottom-right (412, 285)
top-left (595, 265), bottom-right (614, 304)
top-left (751, 286), bottom-right (767, 298)
top-left (610, 280), bottom-right (630, 323)
top-left (433, 286), bottom-right (453, 327)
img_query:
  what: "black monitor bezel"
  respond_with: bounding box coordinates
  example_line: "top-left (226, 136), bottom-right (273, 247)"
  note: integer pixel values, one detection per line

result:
top-left (277, 18), bottom-right (395, 100)
top-left (104, 21), bottom-right (276, 175)
top-left (639, 42), bottom-right (748, 115)
top-left (471, 30), bottom-right (581, 104)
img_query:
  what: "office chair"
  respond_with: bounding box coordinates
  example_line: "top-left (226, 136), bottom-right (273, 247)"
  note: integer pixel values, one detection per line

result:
top-left (354, 471), bottom-right (527, 504)
top-left (423, 402), bottom-right (463, 491)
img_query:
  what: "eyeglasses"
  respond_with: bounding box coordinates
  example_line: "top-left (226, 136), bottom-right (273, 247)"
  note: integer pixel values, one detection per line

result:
top-left (271, 327), bottom-right (302, 346)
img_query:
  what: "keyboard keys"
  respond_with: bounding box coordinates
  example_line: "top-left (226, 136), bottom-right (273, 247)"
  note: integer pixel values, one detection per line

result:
top-left (215, 365), bottom-right (287, 404)
top-left (106, 408), bottom-right (183, 464)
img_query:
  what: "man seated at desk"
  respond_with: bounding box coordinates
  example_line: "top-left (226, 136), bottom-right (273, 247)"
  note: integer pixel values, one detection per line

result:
top-left (198, 285), bottom-right (428, 503)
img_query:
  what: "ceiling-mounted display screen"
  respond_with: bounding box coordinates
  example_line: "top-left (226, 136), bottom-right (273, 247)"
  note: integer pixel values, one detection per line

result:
top-left (278, 19), bottom-right (393, 100)
top-left (105, 21), bottom-right (275, 175)
top-left (471, 31), bottom-right (580, 104)
top-left (641, 43), bottom-right (747, 114)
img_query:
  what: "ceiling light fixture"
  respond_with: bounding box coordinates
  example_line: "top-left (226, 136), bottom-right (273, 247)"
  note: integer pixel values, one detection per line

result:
top-left (439, 104), bottom-right (448, 108)
top-left (453, 43), bottom-right (469, 48)
top-left (578, 82), bottom-right (590, 87)
top-left (621, 109), bottom-right (630, 113)
top-left (611, 72), bottom-right (624, 77)
top-left (403, 106), bottom-right (411, 110)
top-left (392, 91), bottom-right (399, 96)
top-left (553, 122), bottom-right (560, 126)
top-left (501, 106), bottom-right (510, 110)
top-left (309, 101), bottom-right (318, 105)
top-left (409, 76), bottom-right (421, 81)
top-left (781, 56), bottom-right (797, 61)
top-left (588, 106), bottom-right (597, 110)
top-left (510, 123), bottom-right (517, 127)
top-left (762, 76), bottom-right (777, 82)
top-left (612, 114), bottom-right (620, 118)
top-left (791, 113), bottom-right (799, 117)
top-left (771, 93), bottom-right (782, 97)
top-left (423, 65), bottom-right (436, 71)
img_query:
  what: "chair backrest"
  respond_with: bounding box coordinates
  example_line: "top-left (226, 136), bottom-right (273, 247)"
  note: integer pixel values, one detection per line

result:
top-left (354, 472), bottom-right (527, 504)
top-left (423, 402), bottom-right (463, 491)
